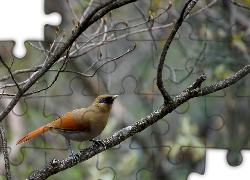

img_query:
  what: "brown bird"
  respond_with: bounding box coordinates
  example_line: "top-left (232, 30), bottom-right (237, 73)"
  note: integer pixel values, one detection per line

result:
top-left (16, 94), bottom-right (118, 161)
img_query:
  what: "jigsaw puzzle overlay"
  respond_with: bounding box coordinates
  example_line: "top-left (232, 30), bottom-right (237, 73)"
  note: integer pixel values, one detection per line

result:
top-left (189, 149), bottom-right (250, 180)
top-left (0, 0), bottom-right (61, 58)
top-left (0, 0), bottom-right (250, 179)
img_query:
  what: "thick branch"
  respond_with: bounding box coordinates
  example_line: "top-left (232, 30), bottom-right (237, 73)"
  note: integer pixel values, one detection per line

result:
top-left (156, 0), bottom-right (198, 104)
top-left (28, 64), bottom-right (250, 180)
top-left (174, 65), bottom-right (250, 104)
top-left (199, 65), bottom-right (250, 96)
top-left (0, 122), bottom-right (11, 180)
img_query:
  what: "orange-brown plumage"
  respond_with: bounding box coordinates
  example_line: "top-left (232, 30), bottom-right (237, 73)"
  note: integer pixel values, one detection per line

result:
top-left (16, 124), bottom-right (52, 145)
top-left (16, 94), bottom-right (118, 161)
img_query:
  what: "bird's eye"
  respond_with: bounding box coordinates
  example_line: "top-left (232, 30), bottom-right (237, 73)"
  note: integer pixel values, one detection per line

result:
top-left (100, 98), bottom-right (106, 103)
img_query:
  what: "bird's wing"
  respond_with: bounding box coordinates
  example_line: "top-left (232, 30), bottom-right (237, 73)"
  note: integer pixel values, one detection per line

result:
top-left (50, 109), bottom-right (91, 132)
top-left (50, 111), bottom-right (78, 131)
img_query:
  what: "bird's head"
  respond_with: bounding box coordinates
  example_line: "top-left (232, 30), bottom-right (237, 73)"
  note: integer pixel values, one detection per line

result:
top-left (93, 94), bottom-right (118, 111)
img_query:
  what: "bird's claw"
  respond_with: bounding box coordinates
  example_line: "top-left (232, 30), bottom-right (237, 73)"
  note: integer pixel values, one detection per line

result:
top-left (67, 140), bottom-right (80, 163)
top-left (70, 152), bottom-right (80, 163)
top-left (91, 139), bottom-right (106, 147)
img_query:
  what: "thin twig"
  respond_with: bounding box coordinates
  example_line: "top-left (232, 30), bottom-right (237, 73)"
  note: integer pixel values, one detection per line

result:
top-left (23, 58), bottom-right (69, 97)
top-left (0, 80), bottom-right (27, 89)
top-left (84, 56), bottom-right (102, 74)
top-left (230, 0), bottom-right (250, 10)
top-left (91, 18), bottom-right (104, 36)
top-left (0, 66), bottom-right (41, 83)
top-left (0, 86), bottom-right (7, 99)
top-left (133, 2), bottom-right (157, 49)
top-left (38, 41), bottom-right (47, 60)
top-left (0, 56), bottom-right (21, 91)
top-left (80, 0), bottom-right (95, 22)
top-left (67, 0), bottom-right (79, 21)
top-left (189, 0), bottom-right (217, 17)
top-left (27, 42), bottom-right (49, 52)
top-left (70, 7), bottom-right (169, 58)
top-left (65, 42), bottom-right (137, 77)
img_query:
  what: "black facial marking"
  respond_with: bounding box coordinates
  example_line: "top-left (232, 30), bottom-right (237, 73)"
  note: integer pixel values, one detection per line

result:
top-left (100, 97), bottom-right (114, 104)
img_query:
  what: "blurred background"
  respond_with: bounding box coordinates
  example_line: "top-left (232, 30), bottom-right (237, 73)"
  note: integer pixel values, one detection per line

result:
top-left (0, 0), bottom-right (250, 179)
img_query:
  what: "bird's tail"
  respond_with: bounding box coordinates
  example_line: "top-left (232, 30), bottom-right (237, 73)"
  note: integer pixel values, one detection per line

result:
top-left (16, 123), bottom-right (52, 145)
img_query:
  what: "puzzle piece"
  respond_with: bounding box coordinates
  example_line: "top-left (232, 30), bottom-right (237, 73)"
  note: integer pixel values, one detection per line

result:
top-left (0, 0), bottom-right (61, 58)
top-left (188, 149), bottom-right (250, 180)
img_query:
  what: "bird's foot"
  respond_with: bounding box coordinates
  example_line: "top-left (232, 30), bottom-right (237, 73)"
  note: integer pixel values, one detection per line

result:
top-left (70, 152), bottom-right (80, 163)
top-left (90, 139), bottom-right (106, 147)
top-left (67, 140), bottom-right (80, 163)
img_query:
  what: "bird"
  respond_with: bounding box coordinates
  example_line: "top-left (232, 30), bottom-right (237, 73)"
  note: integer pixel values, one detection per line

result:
top-left (16, 94), bottom-right (118, 162)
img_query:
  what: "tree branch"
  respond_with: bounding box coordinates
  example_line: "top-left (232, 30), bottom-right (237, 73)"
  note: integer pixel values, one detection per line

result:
top-left (0, 66), bottom-right (41, 83)
top-left (0, 122), bottom-right (11, 180)
top-left (0, 56), bottom-right (21, 91)
top-left (156, 0), bottom-right (198, 104)
top-left (175, 65), bottom-right (250, 103)
top-left (230, 0), bottom-right (250, 10)
top-left (22, 57), bottom-right (69, 97)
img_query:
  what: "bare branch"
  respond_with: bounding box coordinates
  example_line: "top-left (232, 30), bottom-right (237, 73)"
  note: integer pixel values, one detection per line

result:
top-left (189, 0), bottom-right (217, 17)
top-left (27, 42), bottom-right (49, 52)
top-left (62, 42), bottom-right (137, 77)
top-left (0, 56), bottom-right (21, 91)
top-left (66, 0), bottom-right (79, 21)
top-left (0, 86), bottom-right (7, 99)
top-left (173, 65), bottom-right (250, 107)
top-left (187, 74), bottom-right (206, 91)
top-left (80, 0), bottom-right (95, 22)
top-left (198, 65), bottom-right (250, 96)
top-left (68, 7), bottom-right (170, 59)
top-left (0, 122), bottom-right (11, 180)
top-left (157, 0), bottom-right (198, 104)
top-left (0, 66), bottom-right (41, 83)
top-left (230, 0), bottom-right (250, 10)
top-left (23, 57), bottom-right (69, 97)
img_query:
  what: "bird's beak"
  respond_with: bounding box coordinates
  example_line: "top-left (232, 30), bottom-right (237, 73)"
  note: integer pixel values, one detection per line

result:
top-left (113, 95), bottom-right (118, 99)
